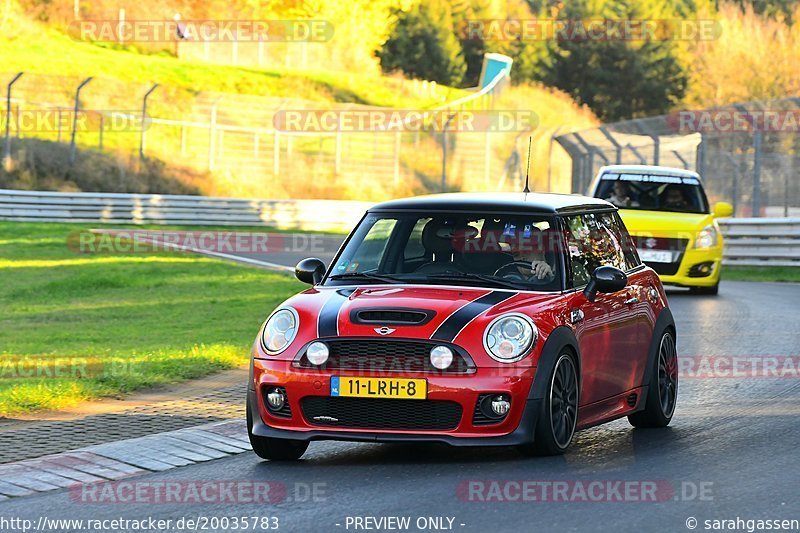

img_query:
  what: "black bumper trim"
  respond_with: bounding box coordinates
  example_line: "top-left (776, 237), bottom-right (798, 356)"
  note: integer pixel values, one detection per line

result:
top-left (247, 388), bottom-right (541, 447)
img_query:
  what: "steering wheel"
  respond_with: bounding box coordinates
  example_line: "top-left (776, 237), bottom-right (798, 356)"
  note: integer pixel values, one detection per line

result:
top-left (494, 261), bottom-right (553, 284)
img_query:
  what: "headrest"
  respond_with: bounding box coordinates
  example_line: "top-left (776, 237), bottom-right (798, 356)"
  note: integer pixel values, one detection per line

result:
top-left (422, 220), bottom-right (479, 257)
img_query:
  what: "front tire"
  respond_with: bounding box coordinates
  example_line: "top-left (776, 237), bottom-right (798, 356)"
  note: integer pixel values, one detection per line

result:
top-left (247, 403), bottom-right (309, 461)
top-left (689, 282), bottom-right (719, 295)
top-left (628, 330), bottom-right (678, 428)
top-left (519, 351), bottom-right (579, 456)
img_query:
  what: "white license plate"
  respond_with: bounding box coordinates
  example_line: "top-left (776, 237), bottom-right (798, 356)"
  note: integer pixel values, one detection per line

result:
top-left (638, 249), bottom-right (673, 263)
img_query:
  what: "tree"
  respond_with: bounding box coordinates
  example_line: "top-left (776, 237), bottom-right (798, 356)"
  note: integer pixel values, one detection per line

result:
top-left (533, 0), bottom-right (688, 121)
top-left (378, 0), bottom-right (467, 86)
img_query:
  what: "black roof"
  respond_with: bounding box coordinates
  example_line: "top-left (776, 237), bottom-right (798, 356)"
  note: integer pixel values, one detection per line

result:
top-left (369, 192), bottom-right (614, 214)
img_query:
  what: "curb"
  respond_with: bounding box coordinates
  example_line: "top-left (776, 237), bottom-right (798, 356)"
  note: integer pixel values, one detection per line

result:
top-left (0, 419), bottom-right (251, 500)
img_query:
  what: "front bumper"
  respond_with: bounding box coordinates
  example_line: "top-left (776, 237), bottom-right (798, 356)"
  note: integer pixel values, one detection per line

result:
top-left (249, 359), bottom-right (540, 446)
top-left (657, 245), bottom-right (723, 288)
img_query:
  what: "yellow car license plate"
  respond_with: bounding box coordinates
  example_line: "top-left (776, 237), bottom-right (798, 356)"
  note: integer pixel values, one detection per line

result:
top-left (330, 376), bottom-right (427, 400)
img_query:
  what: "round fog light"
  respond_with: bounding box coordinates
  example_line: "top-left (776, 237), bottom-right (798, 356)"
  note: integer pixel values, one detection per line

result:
top-left (306, 341), bottom-right (330, 366)
top-left (430, 345), bottom-right (454, 370)
top-left (266, 388), bottom-right (286, 411)
top-left (491, 395), bottom-right (511, 416)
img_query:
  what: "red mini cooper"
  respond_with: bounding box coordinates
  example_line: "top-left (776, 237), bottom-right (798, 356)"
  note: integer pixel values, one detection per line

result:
top-left (247, 193), bottom-right (678, 460)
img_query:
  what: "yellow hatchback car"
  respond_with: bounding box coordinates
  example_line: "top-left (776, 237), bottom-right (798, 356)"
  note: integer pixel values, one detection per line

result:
top-left (588, 165), bottom-right (733, 295)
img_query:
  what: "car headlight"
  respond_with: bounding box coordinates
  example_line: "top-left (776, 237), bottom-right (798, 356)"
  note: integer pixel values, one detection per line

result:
top-left (695, 224), bottom-right (719, 249)
top-left (261, 308), bottom-right (299, 354)
top-left (483, 313), bottom-right (537, 363)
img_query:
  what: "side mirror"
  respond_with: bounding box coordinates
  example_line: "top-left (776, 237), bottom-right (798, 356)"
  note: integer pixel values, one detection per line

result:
top-left (713, 202), bottom-right (733, 218)
top-left (295, 258), bottom-right (326, 285)
top-left (583, 266), bottom-right (628, 302)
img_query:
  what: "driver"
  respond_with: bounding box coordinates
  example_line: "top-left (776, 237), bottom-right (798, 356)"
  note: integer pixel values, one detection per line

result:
top-left (499, 225), bottom-right (555, 282)
top-left (661, 185), bottom-right (690, 210)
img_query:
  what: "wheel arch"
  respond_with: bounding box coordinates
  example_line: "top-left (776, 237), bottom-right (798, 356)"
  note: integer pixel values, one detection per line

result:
top-left (641, 307), bottom-right (676, 389)
top-left (528, 326), bottom-right (581, 401)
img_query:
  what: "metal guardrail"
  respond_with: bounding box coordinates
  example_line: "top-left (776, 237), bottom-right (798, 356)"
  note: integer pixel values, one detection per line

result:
top-left (1, 189), bottom-right (798, 266)
top-left (719, 218), bottom-right (800, 267)
top-left (0, 189), bottom-right (370, 233)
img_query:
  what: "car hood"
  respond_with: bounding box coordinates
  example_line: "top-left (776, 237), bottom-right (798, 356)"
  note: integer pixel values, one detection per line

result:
top-left (618, 209), bottom-right (714, 237)
top-left (269, 284), bottom-right (562, 361)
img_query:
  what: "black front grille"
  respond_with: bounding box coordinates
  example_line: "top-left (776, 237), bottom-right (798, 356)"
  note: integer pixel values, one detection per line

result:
top-left (302, 396), bottom-right (462, 430)
top-left (296, 339), bottom-right (473, 374)
top-left (636, 237), bottom-right (688, 276)
top-left (649, 261), bottom-right (682, 276)
top-left (633, 236), bottom-right (689, 251)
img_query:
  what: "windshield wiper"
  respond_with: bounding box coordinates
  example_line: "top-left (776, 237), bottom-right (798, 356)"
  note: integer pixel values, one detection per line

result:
top-left (418, 272), bottom-right (526, 290)
top-left (328, 272), bottom-right (404, 284)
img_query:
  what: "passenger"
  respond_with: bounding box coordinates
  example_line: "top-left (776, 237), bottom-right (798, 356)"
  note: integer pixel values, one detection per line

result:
top-left (606, 181), bottom-right (639, 207)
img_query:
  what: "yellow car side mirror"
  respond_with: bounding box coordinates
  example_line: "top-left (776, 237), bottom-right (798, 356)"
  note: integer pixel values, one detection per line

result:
top-left (713, 202), bottom-right (733, 218)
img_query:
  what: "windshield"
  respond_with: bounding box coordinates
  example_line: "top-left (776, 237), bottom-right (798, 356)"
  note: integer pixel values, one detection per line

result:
top-left (594, 172), bottom-right (710, 214)
top-left (325, 212), bottom-right (564, 291)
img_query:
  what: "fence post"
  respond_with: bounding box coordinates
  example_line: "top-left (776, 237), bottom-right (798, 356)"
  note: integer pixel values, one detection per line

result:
top-left (752, 131), bottom-right (762, 216)
top-left (4, 72), bottom-right (23, 164)
top-left (139, 83), bottom-right (159, 161)
top-left (672, 150), bottom-right (689, 169)
top-left (69, 77), bottom-right (93, 164)
top-left (180, 126), bottom-right (186, 157)
top-left (723, 153), bottom-right (740, 217)
top-left (98, 114), bottom-right (104, 150)
top-left (599, 126), bottom-right (622, 164)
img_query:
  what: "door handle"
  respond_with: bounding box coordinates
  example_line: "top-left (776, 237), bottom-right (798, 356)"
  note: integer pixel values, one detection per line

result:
top-left (624, 297), bottom-right (639, 305)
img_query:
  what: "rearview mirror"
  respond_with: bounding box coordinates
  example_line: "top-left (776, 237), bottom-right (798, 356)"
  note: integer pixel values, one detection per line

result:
top-left (583, 266), bottom-right (628, 302)
top-left (713, 202), bottom-right (734, 218)
top-left (295, 258), bottom-right (326, 285)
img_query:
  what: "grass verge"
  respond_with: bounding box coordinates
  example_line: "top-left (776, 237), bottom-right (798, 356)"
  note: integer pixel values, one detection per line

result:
top-left (0, 221), bottom-right (303, 416)
top-left (724, 266), bottom-right (800, 283)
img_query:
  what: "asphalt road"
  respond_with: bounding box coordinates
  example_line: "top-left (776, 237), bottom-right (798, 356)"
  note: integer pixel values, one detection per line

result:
top-left (0, 281), bottom-right (797, 532)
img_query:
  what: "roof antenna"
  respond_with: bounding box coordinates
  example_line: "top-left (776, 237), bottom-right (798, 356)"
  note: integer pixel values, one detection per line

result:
top-left (522, 136), bottom-right (532, 193)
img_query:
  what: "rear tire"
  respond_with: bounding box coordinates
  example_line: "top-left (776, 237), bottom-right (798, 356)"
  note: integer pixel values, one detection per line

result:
top-left (519, 351), bottom-right (579, 456)
top-left (628, 330), bottom-right (678, 428)
top-left (247, 403), bottom-right (309, 461)
top-left (690, 283), bottom-right (718, 295)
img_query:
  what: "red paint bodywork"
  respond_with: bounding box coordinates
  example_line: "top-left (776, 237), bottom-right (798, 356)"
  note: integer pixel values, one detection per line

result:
top-left (251, 268), bottom-right (667, 440)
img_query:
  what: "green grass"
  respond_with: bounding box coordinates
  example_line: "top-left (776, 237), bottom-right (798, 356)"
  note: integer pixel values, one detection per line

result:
top-left (724, 266), bottom-right (800, 283)
top-left (0, 221), bottom-right (303, 415)
top-left (1, 18), bottom-right (456, 109)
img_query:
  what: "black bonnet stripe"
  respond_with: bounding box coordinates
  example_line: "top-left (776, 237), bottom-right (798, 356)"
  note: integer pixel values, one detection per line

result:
top-left (317, 289), bottom-right (354, 338)
top-left (431, 291), bottom-right (517, 342)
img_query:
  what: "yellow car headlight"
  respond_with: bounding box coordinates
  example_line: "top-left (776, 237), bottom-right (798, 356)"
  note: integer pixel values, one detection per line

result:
top-left (695, 225), bottom-right (719, 249)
